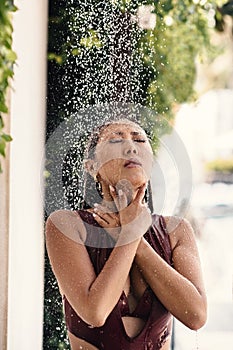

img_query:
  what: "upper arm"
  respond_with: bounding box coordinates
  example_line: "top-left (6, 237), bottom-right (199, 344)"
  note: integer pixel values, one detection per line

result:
top-left (45, 210), bottom-right (97, 322)
top-left (165, 216), bottom-right (206, 298)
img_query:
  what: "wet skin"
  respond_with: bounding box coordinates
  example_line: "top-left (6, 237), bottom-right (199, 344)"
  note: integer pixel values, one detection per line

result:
top-left (81, 122), bottom-right (156, 344)
top-left (94, 122), bottom-right (153, 193)
top-left (46, 122), bottom-right (207, 350)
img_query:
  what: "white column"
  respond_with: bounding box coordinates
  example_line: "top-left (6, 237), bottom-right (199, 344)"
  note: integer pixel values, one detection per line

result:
top-left (8, 1), bottom-right (48, 349)
top-left (0, 97), bottom-right (10, 350)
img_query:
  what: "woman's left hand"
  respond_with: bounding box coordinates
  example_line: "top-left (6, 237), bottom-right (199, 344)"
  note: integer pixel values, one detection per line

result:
top-left (93, 203), bottom-right (121, 241)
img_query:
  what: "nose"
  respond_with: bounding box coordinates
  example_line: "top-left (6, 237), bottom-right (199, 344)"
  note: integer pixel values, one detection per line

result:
top-left (123, 140), bottom-right (138, 155)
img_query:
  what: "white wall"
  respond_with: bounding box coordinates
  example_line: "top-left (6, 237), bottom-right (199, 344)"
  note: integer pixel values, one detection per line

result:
top-left (8, 1), bottom-right (48, 349)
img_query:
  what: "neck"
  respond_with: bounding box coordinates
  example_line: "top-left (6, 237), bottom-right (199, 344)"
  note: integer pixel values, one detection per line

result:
top-left (101, 180), bottom-right (138, 207)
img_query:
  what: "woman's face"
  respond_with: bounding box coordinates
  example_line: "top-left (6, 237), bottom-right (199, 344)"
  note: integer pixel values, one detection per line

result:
top-left (94, 122), bottom-right (153, 189)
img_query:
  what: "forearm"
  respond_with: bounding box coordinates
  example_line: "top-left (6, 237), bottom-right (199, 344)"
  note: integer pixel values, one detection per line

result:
top-left (87, 236), bottom-right (140, 326)
top-left (86, 185), bottom-right (152, 326)
top-left (135, 238), bottom-right (207, 330)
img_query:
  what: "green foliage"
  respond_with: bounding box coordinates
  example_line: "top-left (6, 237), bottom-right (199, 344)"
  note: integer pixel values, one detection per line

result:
top-left (139, 0), bottom-right (220, 117)
top-left (0, 0), bottom-right (17, 172)
top-left (43, 250), bottom-right (70, 349)
top-left (47, 0), bottom-right (220, 123)
top-left (206, 158), bottom-right (233, 173)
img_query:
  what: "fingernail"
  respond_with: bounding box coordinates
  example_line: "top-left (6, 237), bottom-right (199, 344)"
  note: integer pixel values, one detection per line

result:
top-left (94, 203), bottom-right (98, 207)
top-left (109, 185), bottom-right (115, 192)
top-left (93, 213), bottom-right (97, 217)
top-left (93, 208), bottom-right (98, 212)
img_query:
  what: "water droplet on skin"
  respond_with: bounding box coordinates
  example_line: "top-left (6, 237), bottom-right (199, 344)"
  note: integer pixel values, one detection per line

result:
top-left (88, 324), bottom-right (95, 328)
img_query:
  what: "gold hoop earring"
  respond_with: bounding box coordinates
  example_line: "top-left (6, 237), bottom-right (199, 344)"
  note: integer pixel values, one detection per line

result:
top-left (95, 180), bottom-right (103, 198)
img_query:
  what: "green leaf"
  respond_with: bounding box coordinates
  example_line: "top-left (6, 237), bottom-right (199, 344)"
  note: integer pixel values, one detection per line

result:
top-left (0, 138), bottom-right (6, 157)
top-left (0, 102), bottom-right (8, 113)
top-left (1, 133), bottom-right (12, 142)
top-left (0, 116), bottom-right (4, 129)
top-left (8, 4), bottom-right (18, 13)
top-left (5, 49), bottom-right (17, 62)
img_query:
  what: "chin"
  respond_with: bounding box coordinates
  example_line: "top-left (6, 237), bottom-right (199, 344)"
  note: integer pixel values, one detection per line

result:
top-left (120, 174), bottom-right (148, 189)
top-left (102, 168), bottom-right (149, 189)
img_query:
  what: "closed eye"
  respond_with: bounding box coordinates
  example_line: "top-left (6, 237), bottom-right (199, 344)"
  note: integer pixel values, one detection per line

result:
top-left (109, 139), bottom-right (123, 143)
top-left (134, 139), bottom-right (146, 143)
top-left (109, 139), bottom-right (146, 143)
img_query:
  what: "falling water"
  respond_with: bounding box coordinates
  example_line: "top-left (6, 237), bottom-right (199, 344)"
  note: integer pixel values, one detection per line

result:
top-left (44, 1), bottom-right (195, 348)
top-left (195, 331), bottom-right (199, 350)
top-left (45, 1), bottom-right (175, 220)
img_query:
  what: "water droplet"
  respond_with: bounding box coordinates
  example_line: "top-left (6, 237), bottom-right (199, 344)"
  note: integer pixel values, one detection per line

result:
top-left (193, 330), bottom-right (199, 350)
top-left (88, 324), bottom-right (95, 328)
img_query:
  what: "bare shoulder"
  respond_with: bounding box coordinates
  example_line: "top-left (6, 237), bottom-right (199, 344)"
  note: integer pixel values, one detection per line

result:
top-left (45, 210), bottom-right (97, 315)
top-left (45, 209), bottom-right (87, 244)
top-left (162, 215), bottom-right (196, 250)
top-left (47, 208), bottom-right (80, 223)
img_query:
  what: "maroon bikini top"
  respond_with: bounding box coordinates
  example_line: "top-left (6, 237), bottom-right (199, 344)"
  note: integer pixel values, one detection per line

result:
top-left (63, 210), bottom-right (173, 350)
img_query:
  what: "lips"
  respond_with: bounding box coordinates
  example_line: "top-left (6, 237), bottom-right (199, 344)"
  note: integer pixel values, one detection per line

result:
top-left (124, 158), bottom-right (142, 168)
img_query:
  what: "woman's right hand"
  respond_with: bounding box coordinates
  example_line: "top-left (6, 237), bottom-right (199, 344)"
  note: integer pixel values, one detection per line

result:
top-left (110, 184), bottom-right (152, 244)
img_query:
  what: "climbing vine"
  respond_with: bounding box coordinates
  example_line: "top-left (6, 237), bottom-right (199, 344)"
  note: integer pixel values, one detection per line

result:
top-left (0, 1), bottom-right (17, 172)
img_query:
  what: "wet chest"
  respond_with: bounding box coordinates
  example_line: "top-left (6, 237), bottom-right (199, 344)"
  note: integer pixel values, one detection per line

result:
top-left (122, 263), bottom-right (150, 338)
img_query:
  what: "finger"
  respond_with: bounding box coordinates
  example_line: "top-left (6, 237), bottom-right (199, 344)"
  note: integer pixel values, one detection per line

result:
top-left (93, 211), bottom-right (120, 229)
top-left (94, 205), bottom-right (120, 223)
top-left (109, 185), bottom-right (117, 199)
top-left (93, 213), bottom-right (109, 227)
top-left (107, 212), bottom-right (120, 224)
top-left (94, 207), bottom-right (120, 225)
top-left (94, 202), bottom-right (116, 214)
top-left (134, 183), bottom-right (147, 204)
top-left (109, 185), bottom-right (121, 211)
top-left (93, 209), bottom-right (110, 224)
top-left (118, 189), bottom-right (128, 211)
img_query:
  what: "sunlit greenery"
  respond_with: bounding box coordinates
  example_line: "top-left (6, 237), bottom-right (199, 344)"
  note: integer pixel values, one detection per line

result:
top-left (47, 0), bottom-right (223, 122)
top-left (206, 158), bottom-right (233, 173)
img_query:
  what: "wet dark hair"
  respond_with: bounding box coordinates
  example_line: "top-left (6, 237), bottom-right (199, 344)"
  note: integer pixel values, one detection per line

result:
top-left (62, 119), bottom-right (154, 212)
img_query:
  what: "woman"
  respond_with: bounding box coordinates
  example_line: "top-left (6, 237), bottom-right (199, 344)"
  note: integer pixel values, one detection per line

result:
top-left (45, 119), bottom-right (207, 350)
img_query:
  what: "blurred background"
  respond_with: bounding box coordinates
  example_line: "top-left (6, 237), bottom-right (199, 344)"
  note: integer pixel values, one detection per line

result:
top-left (171, 12), bottom-right (233, 347)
